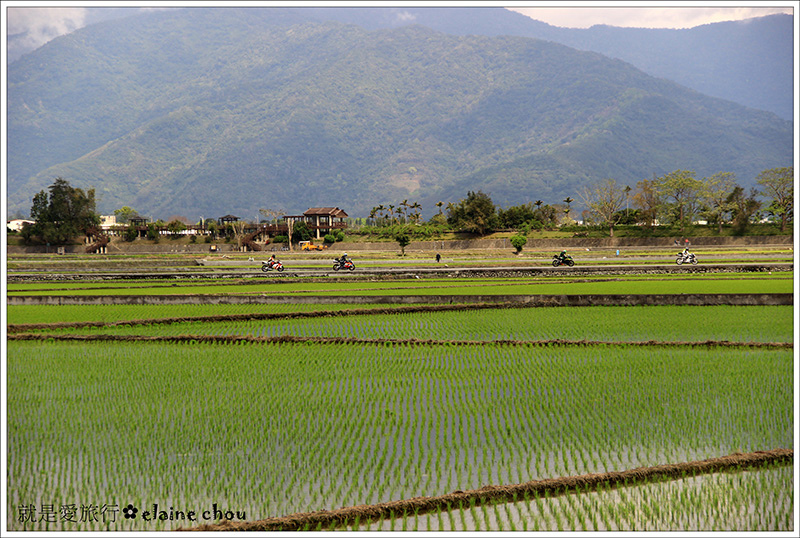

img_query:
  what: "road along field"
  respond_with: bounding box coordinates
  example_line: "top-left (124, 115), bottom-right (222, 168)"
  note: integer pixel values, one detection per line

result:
top-left (5, 259), bottom-right (795, 532)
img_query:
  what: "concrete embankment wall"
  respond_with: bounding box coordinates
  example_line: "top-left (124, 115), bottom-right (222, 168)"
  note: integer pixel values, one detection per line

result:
top-left (7, 235), bottom-right (794, 254)
top-left (7, 293), bottom-right (792, 306)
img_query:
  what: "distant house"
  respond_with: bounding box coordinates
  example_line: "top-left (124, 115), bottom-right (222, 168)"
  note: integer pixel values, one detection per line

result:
top-left (7, 219), bottom-right (34, 232)
top-left (217, 214), bottom-right (240, 226)
top-left (284, 207), bottom-right (348, 239)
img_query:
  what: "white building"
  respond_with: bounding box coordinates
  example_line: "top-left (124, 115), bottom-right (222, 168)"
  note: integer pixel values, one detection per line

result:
top-left (7, 219), bottom-right (34, 232)
top-left (100, 215), bottom-right (117, 229)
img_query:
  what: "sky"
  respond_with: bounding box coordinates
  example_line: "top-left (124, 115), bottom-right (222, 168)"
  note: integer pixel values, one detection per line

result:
top-left (506, 4), bottom-right (794, 29)
top-left (4, 2), bottom-right (795, 61)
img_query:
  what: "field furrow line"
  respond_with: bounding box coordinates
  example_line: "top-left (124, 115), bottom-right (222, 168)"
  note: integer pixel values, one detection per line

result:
top-left (180, 449), bottom-right (793, 531)
top-left (8, 332), bottom-right (792, 349)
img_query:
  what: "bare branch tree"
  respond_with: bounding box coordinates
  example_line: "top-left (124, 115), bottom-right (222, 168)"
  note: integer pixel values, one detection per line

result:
top-left (579, 178), bottom-right (626, 237)
top-left (230, 220), bottom-right (248, 251)
top-left (260, 208), bottom-right (294, 250)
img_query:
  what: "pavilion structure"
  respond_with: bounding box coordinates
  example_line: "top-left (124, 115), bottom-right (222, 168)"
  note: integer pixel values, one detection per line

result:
top-left (283, 207), bottom-right (348, 239)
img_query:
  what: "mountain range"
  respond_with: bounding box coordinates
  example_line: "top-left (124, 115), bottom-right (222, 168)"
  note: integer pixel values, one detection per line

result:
top-left (6, 7), bottom-right (794, 220)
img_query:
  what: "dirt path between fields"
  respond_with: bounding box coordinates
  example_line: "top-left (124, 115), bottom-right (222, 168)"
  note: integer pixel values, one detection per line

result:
top-left (178, 449), bottom-right (792, 531)
top-left (8, 332), bottom-right (791, 349)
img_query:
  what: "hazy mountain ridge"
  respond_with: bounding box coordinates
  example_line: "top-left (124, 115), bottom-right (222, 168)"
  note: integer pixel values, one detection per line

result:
top-left (7, 8), bottom-right (793, 219)
top-left (309, 8), bottom-right (793, 120)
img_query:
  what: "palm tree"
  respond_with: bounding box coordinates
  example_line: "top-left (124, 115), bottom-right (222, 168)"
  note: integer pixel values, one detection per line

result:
top-left (373, 204), bottom-right (386, 226)
top-left (410, 202), bottom-right (422, 223)
top-left (436, 201), bottom-right (444, 214)
top-left (624, 185), bottom-right (632, 220)
top-left (562, 197), bottom-right (574, 223)
top-left (400, 199), bottom-right (410, 223)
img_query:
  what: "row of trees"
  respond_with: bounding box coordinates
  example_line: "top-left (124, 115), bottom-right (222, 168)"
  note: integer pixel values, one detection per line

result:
top-left (580, 167), bottom-right (793, 237)
top-left (16, 167), bottom-right (792, 247)
top-left (428, 167), bottom-right (792, 238)
top-left (361, 167), bottom-right (791, 253)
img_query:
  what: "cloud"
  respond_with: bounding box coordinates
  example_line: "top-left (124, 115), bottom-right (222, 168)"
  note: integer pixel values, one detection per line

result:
top-left (394, 11), bottom-right (417, 23)
top-left (506, 6), bottom-right (793, 29)
top-left (7, 7), bottom-right (87, 50)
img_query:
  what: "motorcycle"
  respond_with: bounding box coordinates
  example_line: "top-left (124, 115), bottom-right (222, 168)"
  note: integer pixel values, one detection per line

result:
top-left (675, 251), bottom-right (698, 265)
top-left (333, 259), bottom-right (356, 271)
top-left (552, 254), bottom-right (575, 267)
top-left (261, 260), bottom-right (285, 272)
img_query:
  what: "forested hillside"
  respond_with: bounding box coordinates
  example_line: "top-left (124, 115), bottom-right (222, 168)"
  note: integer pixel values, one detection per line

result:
top-left (7, 8), bottom-right (792, 219)
top-left (311, 8), bottom-right (793, 120)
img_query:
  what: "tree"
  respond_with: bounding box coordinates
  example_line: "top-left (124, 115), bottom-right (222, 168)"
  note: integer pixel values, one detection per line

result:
top-left (122, 226), bottom-right (138, 242)
top-left (623, 185), bottom-right (632, 220)
top-left (727, 186), bottom-right (761, 235)
top-left (579, 178), bottom-right (626, 237)
top-left (533, 204), bottom-right (559, 229)
top-left (611, 208), bottom-right (642, 225)
top-left (510, 234), bottom-right (527, 254)
top-left (756, 167), bottom-right (793, 232)
top-left (632, 178), bottom-right (660, 227)
top-left (259, 207), bottom-right (288, 246)
top-left (447, 190), bottom-right (497, 235)
top-left (113, 206), bottom-right (140, 225)
top-left (654, 170), bottom-right (703, 231)
top-left (409, 201), bottom-right (422, 223)
top-left (291, 221), bottom-right (312, 244)
top-left (146, 223), bottom-right (159, 242)
top-left (700, 172), bottom-right (738, 234)
top-left (498, 203), bottom-right (536, 229)
top-left (26, 177), bottom-right (100, 245)
top-left (205, 220), bottom-right (219, 239)
top-left (166, 219), bottom-right (187, 238)
top-left (394, 229), bottom-right (411, 256)
top-left (259, 208), bottom-right (284, 224)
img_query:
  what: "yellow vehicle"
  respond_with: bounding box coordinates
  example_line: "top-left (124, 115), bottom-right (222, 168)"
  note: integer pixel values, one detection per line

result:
top-left (299, 241), bottom-right (327, 251)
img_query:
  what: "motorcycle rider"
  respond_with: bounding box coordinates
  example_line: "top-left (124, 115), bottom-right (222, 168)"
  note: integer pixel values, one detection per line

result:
top-left (557, 250), bottom-right (569, 263)
top-left (336, 252), bottom-right (351, 268)
top-left (267, 253), bottom-right (278, 268)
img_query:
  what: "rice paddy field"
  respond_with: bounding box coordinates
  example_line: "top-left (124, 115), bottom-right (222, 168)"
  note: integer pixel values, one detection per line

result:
top-left (5, 264), bottom-right (796, 532)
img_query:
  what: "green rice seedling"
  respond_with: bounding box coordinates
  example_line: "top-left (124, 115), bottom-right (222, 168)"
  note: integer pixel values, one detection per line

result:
top-left (6, 337), bottom-right (794, 531)
top-left (23, 305), bottom-right (793, 346)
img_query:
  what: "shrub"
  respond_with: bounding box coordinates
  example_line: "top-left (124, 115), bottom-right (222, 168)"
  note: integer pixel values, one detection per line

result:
top-left (395, 230), bottom-right (411, 255)
top-left (146, 224), bottom-right (159, 242)
top-left (510, 234), bottom-right (527, 254)
top-left (122, 227), bottom-right (138, 242)
top-left (323, 234), bottom-right (336, 244)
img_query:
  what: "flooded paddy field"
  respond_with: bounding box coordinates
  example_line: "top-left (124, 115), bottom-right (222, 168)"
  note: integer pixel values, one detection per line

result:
top-left (5, 265), bottom-right (794, 531)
